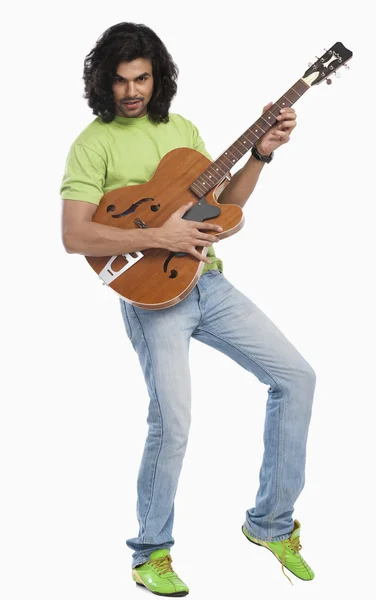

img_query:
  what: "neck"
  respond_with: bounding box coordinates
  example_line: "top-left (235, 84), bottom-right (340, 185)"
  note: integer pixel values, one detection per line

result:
top-left (190, 78), bottom-right (309, 198)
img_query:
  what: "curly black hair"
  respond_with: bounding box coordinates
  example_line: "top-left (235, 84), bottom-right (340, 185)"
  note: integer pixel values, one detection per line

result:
top-left (83, 22), bottom-right (179, 124)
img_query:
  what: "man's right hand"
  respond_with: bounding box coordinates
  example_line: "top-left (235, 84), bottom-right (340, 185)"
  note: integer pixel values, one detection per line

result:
top-left (154, 202), bottom-right (223, 264)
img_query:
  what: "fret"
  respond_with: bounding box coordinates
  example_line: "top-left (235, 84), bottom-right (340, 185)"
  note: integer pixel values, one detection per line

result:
top-left (252, 125), bottom-right (264, 136)
top-left (242, 132), bottom-right (254, 145)
top-left (224, 147), bottom-right (238, 161)
top-left (278, 96), bottom-right (292, 108)
top-left (296, 79), bottom-right (309, 95)
top-left (228, 145), bottom-right (243, 160)
top-left (284, 89), bottom-right (299, 103)
top-left (255, 119), bottom-right (267, 132)
top-left (204, 168), bottom-right (218, 182)
top-left (191, 182), bottom-right (205, 196)
top-left (239, 135), bottom-right (252, 150)
top-left (208, 164), bottom-right (223, 178)
top-left (196, 181), bottom-right (207, 194)
top-left (261, 112), bottom-right (275, 127)
top-left (201, 172), bottom-right (213, 186)
top-left (234, 139), bottom-right (248, 155)
top-left (244, 130), bottom-right (259, 144)
top-left (218, 154), bottom-right (234, 169)
top-left (269, 104), bottom-right (281, 118)
top-left (289, 87), bottom-right (301, 100)
top-left (263, 110), bottom-right (278, 125)
top-left (212, 163), bottom-right (226, 176)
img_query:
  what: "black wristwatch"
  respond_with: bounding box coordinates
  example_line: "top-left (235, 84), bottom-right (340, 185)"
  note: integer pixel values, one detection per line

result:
top-left (251, 145), bottom-right (274, 163)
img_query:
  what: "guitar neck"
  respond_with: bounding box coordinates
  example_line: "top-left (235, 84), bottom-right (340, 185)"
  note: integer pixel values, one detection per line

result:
top-left (190, 78), bottom-right (310, 198)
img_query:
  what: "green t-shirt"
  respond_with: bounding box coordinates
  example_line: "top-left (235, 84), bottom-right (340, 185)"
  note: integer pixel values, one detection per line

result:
top-left (60, 112), bottom-right (223, 275)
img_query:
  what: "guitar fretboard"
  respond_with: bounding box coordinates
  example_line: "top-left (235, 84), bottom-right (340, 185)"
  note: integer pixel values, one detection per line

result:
top-left (190, 78), bottom-right (310, 198)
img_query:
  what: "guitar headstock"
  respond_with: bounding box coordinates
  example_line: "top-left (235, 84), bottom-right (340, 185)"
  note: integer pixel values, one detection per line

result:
top-left (302, 42), bottom-right (353, 86)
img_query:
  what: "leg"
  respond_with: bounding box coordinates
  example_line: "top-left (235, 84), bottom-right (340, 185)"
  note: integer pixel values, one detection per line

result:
top-left (194, 271), bottom-right (316, 541)
top-left (119, 289), bottom-right (201, 568)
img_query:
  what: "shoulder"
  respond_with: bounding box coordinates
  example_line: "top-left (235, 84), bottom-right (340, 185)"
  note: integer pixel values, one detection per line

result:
top-left (168, 112), bottom-right (196, 131)
top-left (69, 117), bottom-right (110, 157)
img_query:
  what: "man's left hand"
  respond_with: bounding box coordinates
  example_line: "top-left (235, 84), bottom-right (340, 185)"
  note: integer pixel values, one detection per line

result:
top-left (255, 102), bottom-right (297, 156)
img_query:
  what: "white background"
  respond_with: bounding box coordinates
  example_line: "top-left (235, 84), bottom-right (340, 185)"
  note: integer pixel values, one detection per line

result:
top-left (1, 1), bottom-right (374, 598)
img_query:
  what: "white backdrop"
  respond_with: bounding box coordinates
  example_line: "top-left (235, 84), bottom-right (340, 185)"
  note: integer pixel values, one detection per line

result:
top-left (1, 1), bottom-right (374, 599)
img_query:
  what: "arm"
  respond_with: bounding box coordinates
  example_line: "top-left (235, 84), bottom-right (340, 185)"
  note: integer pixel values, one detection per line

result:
top-left (217, 156), bottom-right (265, 207)
top-left (188, 119), bottom-right (262, 208)
top-left (62, 199), bottom-right (160, 256)
top-left (60, 144), bottom-right (161, 256)
top-left (61, 199), bottom-right (219, 263)
top-left (217, 104), bottom-right (297, 207)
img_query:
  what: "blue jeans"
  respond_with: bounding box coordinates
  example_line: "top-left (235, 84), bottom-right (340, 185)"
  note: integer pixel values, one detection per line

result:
top-left (120, 270), bottom-right (316, 568)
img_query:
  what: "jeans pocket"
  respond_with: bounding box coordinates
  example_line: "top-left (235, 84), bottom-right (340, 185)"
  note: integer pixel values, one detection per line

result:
top-left (120, 299), bottom-right (133, 341)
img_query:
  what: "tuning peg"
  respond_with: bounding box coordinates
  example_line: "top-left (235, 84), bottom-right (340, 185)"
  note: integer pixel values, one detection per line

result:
top-left (335, 71), bottom-right (341, 78)
top-left (344, 64), bottom-right (350, 70)
top-left (308, 62), bottom-right (313, 67)
top-left (326, 78), bottom-right (332, 85)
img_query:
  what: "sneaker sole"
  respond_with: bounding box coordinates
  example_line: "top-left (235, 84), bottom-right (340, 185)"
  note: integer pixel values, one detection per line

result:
top-left (241, 526), bottom-right (314, 581)
top-left (135, 581), bottom-right (188, 596)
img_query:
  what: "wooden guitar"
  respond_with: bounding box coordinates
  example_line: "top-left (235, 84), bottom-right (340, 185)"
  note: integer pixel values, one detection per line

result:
top-left (86, 42), bottom-right (352, 310)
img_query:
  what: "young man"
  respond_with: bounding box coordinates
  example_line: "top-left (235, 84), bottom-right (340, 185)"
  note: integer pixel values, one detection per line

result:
top-left (60, 22), bottom-right (316, 595)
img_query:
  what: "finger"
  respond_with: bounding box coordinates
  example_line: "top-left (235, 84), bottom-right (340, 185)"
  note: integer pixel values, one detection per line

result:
top-left (262, 101), bottom-right (273, 113)
top-left (277, 120), bottom-right (297, 131)
top-left (195, 232), bottom-right (220, 243)
top-left (191, 248), bottom-right (211, 264)
top-left (279, 108), bottom-right (296, 116)
top-left (178, 201), bottom-right (193, 216)
top-left (196, 221), bottom-right (223, 231)
top-left (277, 111), bottom-right (296, 122)
top-left (195, 239), bottom-right (214, 247)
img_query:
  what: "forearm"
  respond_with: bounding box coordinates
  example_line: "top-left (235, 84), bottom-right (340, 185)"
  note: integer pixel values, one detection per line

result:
top-left (63, 221), bottom-right (160, 256)
top-left (217, 154), bottom-right (265, 207)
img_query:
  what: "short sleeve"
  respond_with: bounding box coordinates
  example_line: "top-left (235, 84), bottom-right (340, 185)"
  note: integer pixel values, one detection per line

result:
top-left (188, 120), bottom-right (213, 161)
top-left (59, 143), bottom-right (106, 205)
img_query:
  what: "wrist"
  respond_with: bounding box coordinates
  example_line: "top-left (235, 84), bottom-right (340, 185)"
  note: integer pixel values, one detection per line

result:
top-left (252, 144), bottom-right (274, 163)
top-left (147, 227), bottom-right (163, 249)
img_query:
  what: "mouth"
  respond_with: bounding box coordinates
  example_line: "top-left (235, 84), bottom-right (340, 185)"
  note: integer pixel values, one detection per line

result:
top-left (122, 100), bottom-right (142, 109)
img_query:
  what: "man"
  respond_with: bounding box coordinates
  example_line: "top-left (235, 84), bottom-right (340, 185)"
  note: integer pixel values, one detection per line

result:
top-left (60, 22), bottom-right (316, 596)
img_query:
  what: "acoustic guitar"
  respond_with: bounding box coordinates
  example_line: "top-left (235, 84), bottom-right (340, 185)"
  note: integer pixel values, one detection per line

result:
top-left (86, 42), bottom-right (352, 310)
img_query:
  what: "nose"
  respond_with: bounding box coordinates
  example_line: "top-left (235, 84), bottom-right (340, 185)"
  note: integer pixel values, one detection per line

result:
top-left (126, 81), bottom-right (137, 97)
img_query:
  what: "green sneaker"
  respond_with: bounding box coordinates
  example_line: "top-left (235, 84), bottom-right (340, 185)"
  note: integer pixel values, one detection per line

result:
top-left (242, 519), bottom-right (314, 585)
top-left (132, 548), bottom-right (189, 596)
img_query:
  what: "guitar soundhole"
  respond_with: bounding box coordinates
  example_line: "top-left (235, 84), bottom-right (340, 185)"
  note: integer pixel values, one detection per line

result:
top-left (107, 198), bottom-right (155, 219)
top-left (169, 270), bottom-right (178, 279)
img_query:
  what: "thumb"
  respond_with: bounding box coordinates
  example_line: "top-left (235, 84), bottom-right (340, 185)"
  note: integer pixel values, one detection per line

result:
top-left (262, 101), bottom-right (273, 114)
top-left (178, 201), bottom-right (193, 215)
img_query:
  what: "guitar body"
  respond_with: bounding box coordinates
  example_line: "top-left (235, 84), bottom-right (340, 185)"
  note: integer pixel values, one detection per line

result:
top-left (85, 147), bottom-right (244, 309)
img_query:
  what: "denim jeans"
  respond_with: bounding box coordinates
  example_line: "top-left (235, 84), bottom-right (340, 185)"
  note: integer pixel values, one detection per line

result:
top-left (120, 270), bottom-right (316, 568)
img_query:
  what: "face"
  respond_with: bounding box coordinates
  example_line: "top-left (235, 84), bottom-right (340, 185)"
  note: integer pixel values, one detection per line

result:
top-left (112, 58), bottom-right (154, 118)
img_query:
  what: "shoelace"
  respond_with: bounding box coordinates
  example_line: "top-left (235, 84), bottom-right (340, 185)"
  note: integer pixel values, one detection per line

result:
top-left (280, 535), bottom-right (303, 586)
top-left (148, 554), bottom-right (174, 575)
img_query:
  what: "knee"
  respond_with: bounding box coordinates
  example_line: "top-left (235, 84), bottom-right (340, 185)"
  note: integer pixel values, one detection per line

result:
top-left (297, 362), bottom-right (317, 403)
top-left (164, 417), bottom-right (191, 450)
top-left (303, 363), bottom-right (316, 388)
top-left (289, 360), bottom-right (316, 394)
